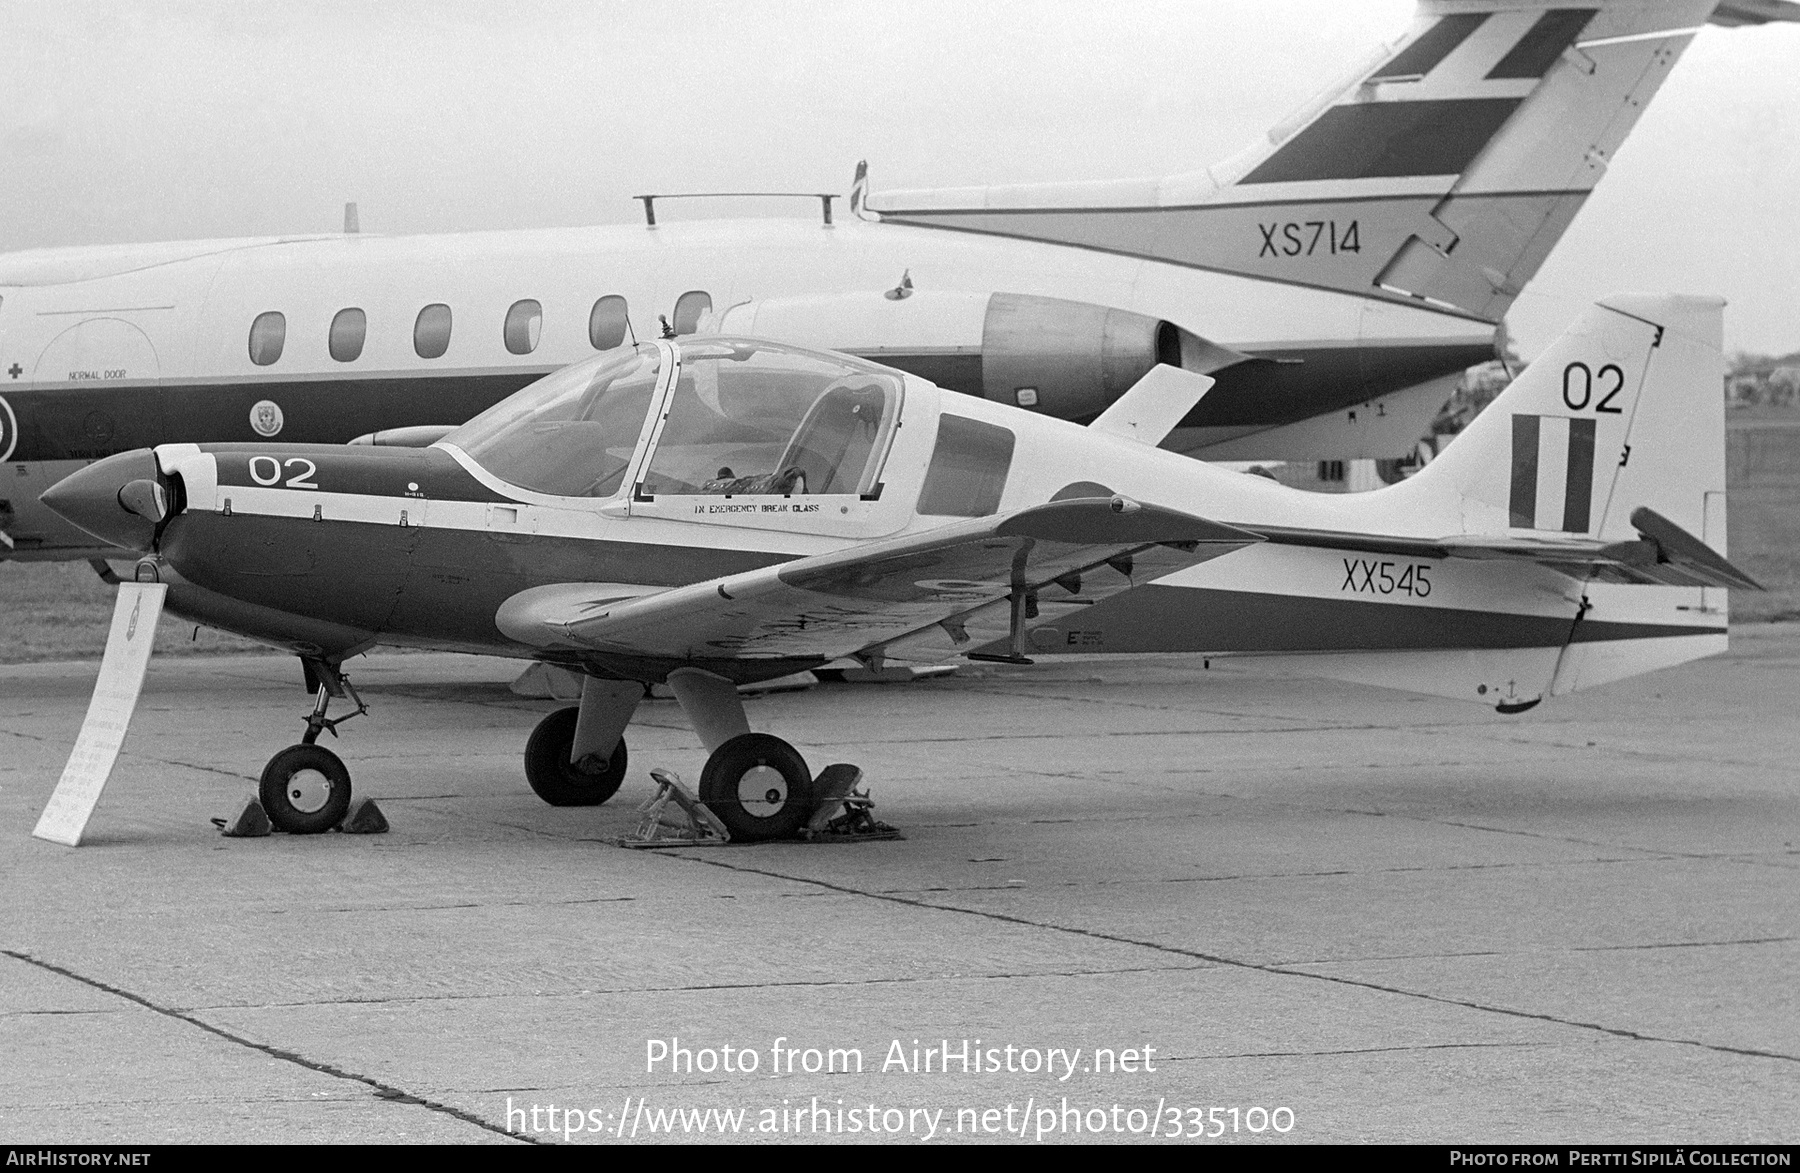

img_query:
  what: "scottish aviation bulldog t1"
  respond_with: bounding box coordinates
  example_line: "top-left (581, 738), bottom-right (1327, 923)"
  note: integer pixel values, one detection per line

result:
top-left (41, 295), bottom-right (1755, 840)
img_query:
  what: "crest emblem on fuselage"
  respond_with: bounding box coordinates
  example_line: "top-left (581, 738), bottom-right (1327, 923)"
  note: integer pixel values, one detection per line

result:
top-left (0, 395), bottom-right (16, 462)
top-left (249, 399), bottom-right (284, 438)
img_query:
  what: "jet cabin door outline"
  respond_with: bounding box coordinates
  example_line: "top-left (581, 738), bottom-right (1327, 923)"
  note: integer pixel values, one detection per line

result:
top-left (31, 316), bottom-right (164, 458)
top-left (626, 337), bottom-right (911, 539)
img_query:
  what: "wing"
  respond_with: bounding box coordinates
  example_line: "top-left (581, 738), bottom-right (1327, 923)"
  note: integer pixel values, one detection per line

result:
top-left (1249, 506), bottom-right (1760, 591)
top-left (496, 497), bottom-right (1261, 663)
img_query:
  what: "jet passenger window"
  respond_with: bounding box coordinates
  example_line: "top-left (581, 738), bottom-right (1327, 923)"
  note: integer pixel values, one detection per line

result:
top-left (640, 340), bottom-right (899, 499)
top-left (329, 308), bottom-right (367, 363)
top-left (504, 299), bottom-right (543, 355)
top-left (589, 295), bottom-right (629, 350)
top-left (442, 345), bottom-right (662, 498)
top-left (671, 291), bottom-right (712, 336)
top-left (248, 312), bottom-right (286, 366)
top-left (414, 303), bottom-right (453, 359)
top-left (918, 415), bottom-right (1015, 517)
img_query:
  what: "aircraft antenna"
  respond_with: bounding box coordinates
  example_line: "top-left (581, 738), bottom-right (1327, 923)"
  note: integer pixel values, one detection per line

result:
top-left (343, 202), bottom-right (359, 234)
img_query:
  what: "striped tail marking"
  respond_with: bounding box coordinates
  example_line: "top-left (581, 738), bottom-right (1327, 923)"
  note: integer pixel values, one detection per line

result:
top-left (1509, 413), bottom-right (1598, 533)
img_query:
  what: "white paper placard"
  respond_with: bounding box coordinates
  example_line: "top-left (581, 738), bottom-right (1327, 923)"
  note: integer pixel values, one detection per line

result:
top-left (32, 582), bottom-right (167, 847)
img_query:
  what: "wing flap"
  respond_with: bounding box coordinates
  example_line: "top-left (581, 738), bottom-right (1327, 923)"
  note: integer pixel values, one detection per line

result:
top-left (496, 498), bottom-right (1260, 662)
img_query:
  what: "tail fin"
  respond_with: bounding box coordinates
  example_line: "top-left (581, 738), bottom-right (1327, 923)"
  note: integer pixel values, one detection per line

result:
top-left (1241, 292), bottom-right (1735, 706)
top-left (869, 1), bottom-right (1793, 323)
top-left (1396, 292), bottom-right (1725, 546)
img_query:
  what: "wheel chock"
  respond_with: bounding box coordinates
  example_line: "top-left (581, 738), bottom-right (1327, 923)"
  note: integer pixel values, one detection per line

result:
top-left (801, 765), bottom-right (903, 842)
top-left (619, 768), bottom-right (730, 848)
top-left (212, 799), bottom-right (272, 838)
top-left (337, 797), bottom-right (389, 834)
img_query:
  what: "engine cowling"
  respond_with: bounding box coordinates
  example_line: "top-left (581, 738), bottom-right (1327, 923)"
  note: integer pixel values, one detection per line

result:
top-left (715, 290), bottom-right (1237, 421)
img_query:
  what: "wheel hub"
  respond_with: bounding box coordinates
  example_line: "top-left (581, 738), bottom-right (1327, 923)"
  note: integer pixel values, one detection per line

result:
top-left (739, 764), bottom-right (788, 813)
top-left (286, 768), bottom-right (334, 814)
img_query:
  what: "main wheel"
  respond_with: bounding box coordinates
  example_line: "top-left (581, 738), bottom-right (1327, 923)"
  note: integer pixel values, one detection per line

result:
top-left (524, 706), bottom-right (628, 807)
top-left (260, 744), bottom-right (352, 834)
top-left (698, 733), bottom-right (814, 842)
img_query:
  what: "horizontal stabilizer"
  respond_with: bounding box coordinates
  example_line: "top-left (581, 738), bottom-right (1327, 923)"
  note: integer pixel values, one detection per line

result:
top-left (1709, 0), bottom-right (1800, 25)
top-left (1089, 366), bottom-right (1215, 446)
top-left (1247, 506), bottom-right (1758, 590)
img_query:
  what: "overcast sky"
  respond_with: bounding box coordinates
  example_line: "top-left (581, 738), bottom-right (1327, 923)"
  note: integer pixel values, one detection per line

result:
top-left (2, 0), bottom-right (1795, 357)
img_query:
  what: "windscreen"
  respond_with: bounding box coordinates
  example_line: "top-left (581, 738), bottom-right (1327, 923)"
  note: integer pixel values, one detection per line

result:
top-left (640, 339), bottom-right (900, 498)
top-left (442, 345), bottom-right (661, 497)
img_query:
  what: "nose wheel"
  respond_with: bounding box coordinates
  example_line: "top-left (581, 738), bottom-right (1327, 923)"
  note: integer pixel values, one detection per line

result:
top-left (698, 733), bottom-right (815, 842)
top-left (259, 744), bottom-right (352, 834)
top-left (258, 660), bottom-right (367, 834)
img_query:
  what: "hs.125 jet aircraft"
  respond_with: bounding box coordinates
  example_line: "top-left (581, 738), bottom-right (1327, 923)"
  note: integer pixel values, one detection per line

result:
top-left (42, 293), bottom-right (1755, 841)
top-left (4, 0), bottom-right (1794, 562)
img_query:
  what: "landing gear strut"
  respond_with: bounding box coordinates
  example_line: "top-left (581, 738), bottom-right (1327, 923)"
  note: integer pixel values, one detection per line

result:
top-left (260, 661), bottom-right (366, 834)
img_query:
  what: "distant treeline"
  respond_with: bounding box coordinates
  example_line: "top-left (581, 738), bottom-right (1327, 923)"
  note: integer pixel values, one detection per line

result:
top-left (1725, 350), bottom-right (1800, 408)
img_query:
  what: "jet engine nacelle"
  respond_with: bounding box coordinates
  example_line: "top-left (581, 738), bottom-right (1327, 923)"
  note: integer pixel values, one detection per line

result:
top-left (715, 290), bottom-right (1242, 422)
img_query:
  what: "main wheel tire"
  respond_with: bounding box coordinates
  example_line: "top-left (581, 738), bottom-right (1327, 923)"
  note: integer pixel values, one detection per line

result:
top-left (524, 706), bottom-right (628, 807)
top-left (698, 733), bottom-right (814, 842)
top-left (259, 744), bottom-right (353, 834)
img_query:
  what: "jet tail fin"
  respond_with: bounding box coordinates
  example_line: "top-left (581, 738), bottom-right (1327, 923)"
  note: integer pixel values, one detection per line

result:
top-left (870, 1), bottom-right (1783, 323)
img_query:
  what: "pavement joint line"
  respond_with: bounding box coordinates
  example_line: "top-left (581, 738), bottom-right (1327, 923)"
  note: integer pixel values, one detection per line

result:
top-left (891, 805), bottom-right (1728, 867)
top-left (114, 752), bottom-right (254, 783)
top-left (662, 855), bottom-right (1800, 1069)
top-left (1381, 811), bottom-right (1781, 862)
top-left (1273, 934), bottom-right (1800, 967)
top-left (1166, 1040), bottom-right (1556, 1062)
top-left (1, 728), bottom-right (52, 743)
top-left (171, 963), bottom-right (1215, 1013)
top-left (312, 896), bottom-right (639, 913)
top-left (1436, 727), bottom-right (1796, 772)
top-left (874, 855), bottom-right (1673, 894)
top-left (0, 948), bottom-right (535, 1144)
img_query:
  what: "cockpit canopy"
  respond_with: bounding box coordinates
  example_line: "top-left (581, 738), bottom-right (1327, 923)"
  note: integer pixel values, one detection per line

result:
top-left (442, 338), bottom-right (904, 500)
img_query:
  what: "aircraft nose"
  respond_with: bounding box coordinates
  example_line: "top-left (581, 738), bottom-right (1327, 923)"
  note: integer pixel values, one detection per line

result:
top-left (39, 448), bottom-right (165, 551)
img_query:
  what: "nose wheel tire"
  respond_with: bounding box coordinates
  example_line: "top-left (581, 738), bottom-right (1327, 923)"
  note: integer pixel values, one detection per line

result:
top-left (698, 733), bottom-right (814, 842)
top-left (524, 706), bottom-right (628, 807)
top-left (259, 744), bottom-right (353, 834)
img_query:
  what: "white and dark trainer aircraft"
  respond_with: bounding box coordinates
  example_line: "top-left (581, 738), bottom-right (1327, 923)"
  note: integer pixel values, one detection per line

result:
top-left (41, 292), bottom-right (1756, 840)
top-left (4, 0), bottom-right (1794, 561)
